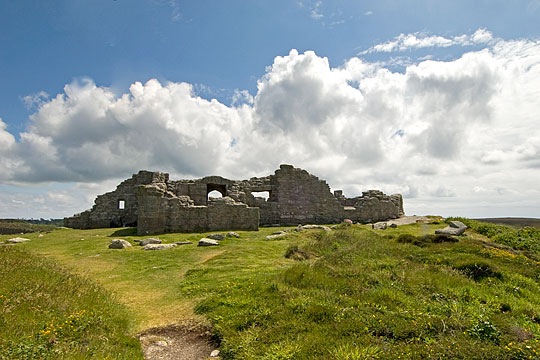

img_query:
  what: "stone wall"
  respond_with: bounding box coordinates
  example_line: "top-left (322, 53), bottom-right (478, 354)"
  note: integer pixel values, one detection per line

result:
top-left (136, 184), bottom-right (259, 235)
top-left (64, 170), bottom-right (168, 229)
top-left (65, 165), bottom-right (405, 233)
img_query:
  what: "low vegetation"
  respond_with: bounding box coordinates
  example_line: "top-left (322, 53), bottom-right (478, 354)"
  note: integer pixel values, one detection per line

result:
top-left (1, 218), bottom-right (539, 359)
top-left (0, 246), bottom-right (143, 359)
top-left (0, 219), bottom-right (57, 235)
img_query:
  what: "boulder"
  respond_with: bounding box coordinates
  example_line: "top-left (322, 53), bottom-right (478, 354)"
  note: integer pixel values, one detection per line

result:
top-left (7, 237), bottom-right (31, 243)
top-left (207, 233), bottom-right (225, 241)
top-left (226, 232), bottom-right (240, 238)
top-left (143, 243), bottom-right (177, 250)
top-left (389, 223), bottom-right (398, 228)
top-left (198, 238), bottom-right (219, 246)
top-left (302, 224), bottom-right (331, 231)
top-left (109, 239), bottom-right (131, 249)
top-left (435, 221), bottom-right (467, 236)
top-left (372, 222), bottom-right (387, 230)
top-left (139, 238), bottom-right (162, 246)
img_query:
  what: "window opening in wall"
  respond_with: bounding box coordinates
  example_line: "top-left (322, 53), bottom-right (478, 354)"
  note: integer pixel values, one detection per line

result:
top-left (118, 200), bottom-right (125, 210)
top-left (207, 190), bottom-right (223, 199)
top-left (251, 191), bottom-right (270, 201)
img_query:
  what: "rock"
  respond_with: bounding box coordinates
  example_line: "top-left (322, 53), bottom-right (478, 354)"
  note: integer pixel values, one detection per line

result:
top-left (226, 232), bottom-right (240, 238)
top-left (294, 225), bottom-right (304, 232)
top-left (435, 221), bottom-right (467, 236)
top-left (372, 222), bottom-right (387, 230)
top-left (38, 233), bottom-right (44, 238)
top-left (207, 233), bottom-right (225, 241)
top-left (272, 230), bottom-right (285, 235)
top-left (108, 239), bottom-right (131, 249)
top-left (265, 233), bottom-right (288, 240)
top-left (343, 219), bottom-right (353, 224)
top-left (143, 243), bottom-right (177, 250)
top-left (302, 224), bottom-right (331, 231)
top-left (198, 238), bottom-right (219, 246)
top-left (210, 349), bottom-right (220, 357)
top-left (175, 241), bottom-right (193, 245)
top-left (449, 221), bottom-right (467, 229)
top-left (7, 237), bottom-right (31, 243)
top-left (155, 340), bottom-right (168, 347)
top-left (331, 225), bottom-right (338, 229)
top-left (139, 238), bottom-right (162, 246)
top-left (389, 223), bottom-right (398, 228)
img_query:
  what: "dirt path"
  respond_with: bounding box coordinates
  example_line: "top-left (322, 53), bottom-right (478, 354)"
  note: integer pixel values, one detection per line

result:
top-left (139, 323), bottom-right (220, 360)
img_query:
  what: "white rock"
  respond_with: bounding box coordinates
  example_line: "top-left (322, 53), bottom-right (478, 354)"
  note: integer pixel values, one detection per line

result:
top-left (7, 237), bottom-right (31, 243)
top-left (143, 243), bottom-right (177, 250)
top-left (198, 238), bottom-right (219, 246)
top-left (210, 349), bottom-right (220, 357)
top-left (108, 239), bottom-right (131, 249)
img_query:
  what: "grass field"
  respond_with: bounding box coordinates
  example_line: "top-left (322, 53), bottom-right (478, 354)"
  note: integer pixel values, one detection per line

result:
top-left (1, 219), bottom-right (540, 359)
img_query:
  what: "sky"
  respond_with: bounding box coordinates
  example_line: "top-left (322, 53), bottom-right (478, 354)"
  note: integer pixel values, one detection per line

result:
top-left (1, 0), bottom-right (540, 219)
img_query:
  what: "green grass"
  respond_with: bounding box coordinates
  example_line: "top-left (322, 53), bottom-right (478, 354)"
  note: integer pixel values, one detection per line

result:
top-left (1, 220), bottom-right (540, 359)
top-left (0, 246), bottom-right (143, 359)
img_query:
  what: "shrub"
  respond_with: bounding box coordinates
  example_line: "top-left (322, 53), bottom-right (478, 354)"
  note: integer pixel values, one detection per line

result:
top-left (454, 261), bottom-right (502, 281)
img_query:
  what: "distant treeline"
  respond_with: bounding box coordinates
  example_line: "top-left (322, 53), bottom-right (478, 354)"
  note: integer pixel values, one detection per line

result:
top-left (0, 218), bottom-right (64, 226)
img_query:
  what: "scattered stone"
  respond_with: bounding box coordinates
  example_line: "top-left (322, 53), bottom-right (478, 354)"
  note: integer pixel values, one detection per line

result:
top-left (143, 243), bottom-right (177, 250)
top-left (272, 230), bottom-right (285, 235)
top-left (175, 241), bottom-right (193, 246)
top-left (7, 237), bottom-right (31, 243)
top-left (198, 238), bottom-right (219, 246)
top-left (207, 233), bottom-right (225, 241)
top-left (38, 233), bottom-right (44, 238)
top-left (294, 225), bottom-right (304, 232)
top-left (435, 221), bottom-right (467, 236)
top-left (140, 238), bottom-right (162, 246)
top-left (344, 219), bottom-right (353, 224)
top-left (108, 239), bottom-right (132, 249)
top-left (389, 223), bottom-right (398, 228)
top-left (210, 349), bottom-right (220, 357)
top-left (331, 225), bottom-right (338, 230)
top-left (302, 224), bottom-right (331, 231)
top-left (133, 239), bottom-right (142, 243)
top-left (372, 222), bottom-right (387, 230)
top-left (265, 233), bottom-right (288, 240)
top-left (155, 340), bottom-right (168, 347)
top-left (226, 232), bottom-right (240, 238)
top-left (0, 241), bottom-right (4, 244)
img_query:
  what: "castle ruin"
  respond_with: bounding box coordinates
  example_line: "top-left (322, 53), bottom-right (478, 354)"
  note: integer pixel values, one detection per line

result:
top-left (64, 164), bottom-right (404, 235)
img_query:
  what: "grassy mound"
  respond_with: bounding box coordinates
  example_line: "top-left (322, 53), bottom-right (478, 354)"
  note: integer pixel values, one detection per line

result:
top-left (0, 220), bottom-right (56, 235)
top-left (185, 227), bottom-right (540, 359)
top-left (0, 246), bottom-right (143, 360)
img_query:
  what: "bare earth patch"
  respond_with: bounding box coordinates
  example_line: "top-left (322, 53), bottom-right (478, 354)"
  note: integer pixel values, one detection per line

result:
top-left (139, 322), bottom-right (219, 360)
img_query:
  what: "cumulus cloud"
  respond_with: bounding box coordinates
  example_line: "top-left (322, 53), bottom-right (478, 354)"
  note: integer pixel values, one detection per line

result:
top-left (359, 28), bottom-right (495, 55)
top-left (1, 31), bottom-right (540, 217)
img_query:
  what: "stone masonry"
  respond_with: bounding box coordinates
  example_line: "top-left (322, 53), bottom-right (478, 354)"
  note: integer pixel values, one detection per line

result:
top-left (64, 165), bottom-right (404, 235)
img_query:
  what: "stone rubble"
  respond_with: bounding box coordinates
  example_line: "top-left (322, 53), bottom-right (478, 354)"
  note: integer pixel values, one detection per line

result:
top-left (6, 237), bottom-right (31, 243)
top-left (139, 238), bottom-right (162, 246)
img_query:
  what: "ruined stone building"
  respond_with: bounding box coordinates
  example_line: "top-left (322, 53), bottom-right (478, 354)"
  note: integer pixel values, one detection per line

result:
top-left (64, 165), bottom-right (404, 235)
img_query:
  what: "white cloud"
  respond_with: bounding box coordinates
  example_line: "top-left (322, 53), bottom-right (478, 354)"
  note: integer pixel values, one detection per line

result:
top-left (364, 10), bottom-right (373, 16)
top-left (1, 31), bottom-right (540, 218)
top-left (310, 1), bottom-right (324, 19)
top-left (359, 28), bottom-right (495, 55)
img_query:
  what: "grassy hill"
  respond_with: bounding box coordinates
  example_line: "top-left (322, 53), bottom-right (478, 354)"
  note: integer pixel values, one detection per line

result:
top-left (1, 219), bottom-right (539, 359)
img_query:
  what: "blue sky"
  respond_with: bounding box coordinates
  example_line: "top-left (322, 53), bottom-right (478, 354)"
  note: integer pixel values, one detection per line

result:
top-left (1, 1), bottom-right (540, 218)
